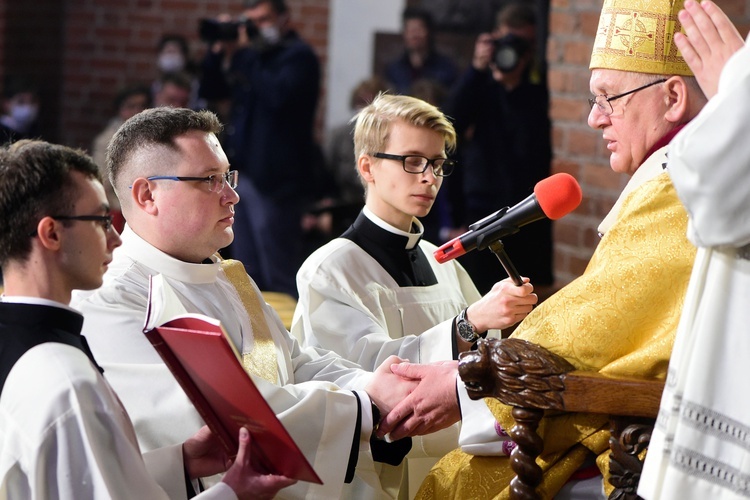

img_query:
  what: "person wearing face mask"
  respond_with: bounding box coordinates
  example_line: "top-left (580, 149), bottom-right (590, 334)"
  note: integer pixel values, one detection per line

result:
top-left (0, 76), bottom-right (41, 144)
top-left (199, 0), bottom-right (321, 298)
top-left (153, 34), bottom-right (206, 111)
top-left (157, 35), bottom-right (189, 74)
top-left (442, 3), bottom-right (554, 297)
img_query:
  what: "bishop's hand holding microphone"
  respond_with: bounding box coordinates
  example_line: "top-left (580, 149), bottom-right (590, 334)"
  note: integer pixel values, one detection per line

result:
top-left (435, 173), bottom-right (582, 284)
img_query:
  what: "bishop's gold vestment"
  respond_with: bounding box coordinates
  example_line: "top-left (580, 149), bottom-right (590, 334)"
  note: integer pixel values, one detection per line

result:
top-left (418, 149), bottom-right (696, 499)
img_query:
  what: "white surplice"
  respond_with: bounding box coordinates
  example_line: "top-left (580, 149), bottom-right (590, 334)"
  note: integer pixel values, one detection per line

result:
top-left (0, 326), bottom-right (234, 499)
top-left (639, 43), bottom-right (750, 499)
top-left (293, 210), bottom-right (481, 369)
top-left (72, 226), bottom-right (379, 500)
top-left (293, 208), bottom-right (496, 497)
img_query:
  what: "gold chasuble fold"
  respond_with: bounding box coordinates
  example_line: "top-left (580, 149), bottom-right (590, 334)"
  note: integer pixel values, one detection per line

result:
top-left (418, 170), bottom-right (696, 499)
top-left (221, 259), bottom-right (278, 384)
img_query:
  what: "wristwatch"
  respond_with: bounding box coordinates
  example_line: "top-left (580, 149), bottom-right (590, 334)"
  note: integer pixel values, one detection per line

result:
top-left (456, 307), bottom-right (481, 343)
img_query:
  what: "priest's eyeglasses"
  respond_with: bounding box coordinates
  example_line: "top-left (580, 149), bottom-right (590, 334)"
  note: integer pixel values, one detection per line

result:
top-left (146, 170), bottom-right (239, 193)
top-left (372, 153), bottom-right (456, 177)
top-left (588, 78), bottom-right (667, 116)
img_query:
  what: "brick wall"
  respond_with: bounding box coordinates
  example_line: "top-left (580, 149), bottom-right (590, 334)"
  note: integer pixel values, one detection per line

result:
top-left (546, 0), bottom-right (750, 283)
top-left (58, 0), bottom-right (329, 150)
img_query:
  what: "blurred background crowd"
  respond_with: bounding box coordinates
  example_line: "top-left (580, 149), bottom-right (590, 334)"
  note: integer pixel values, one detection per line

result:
top-left (1, 0), bottom-right (748, 296)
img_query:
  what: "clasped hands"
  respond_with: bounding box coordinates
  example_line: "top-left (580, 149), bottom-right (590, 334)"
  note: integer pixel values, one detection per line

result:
top-left (365, 356), bottom-right (462, 442)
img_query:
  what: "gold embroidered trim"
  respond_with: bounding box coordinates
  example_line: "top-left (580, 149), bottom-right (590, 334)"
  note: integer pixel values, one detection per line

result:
top-left (221, 259), bottom-right (278, 383)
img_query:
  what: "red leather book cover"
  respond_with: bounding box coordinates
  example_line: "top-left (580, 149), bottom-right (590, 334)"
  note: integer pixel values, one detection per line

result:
top-left (143, 276), bottom-right (322, 484)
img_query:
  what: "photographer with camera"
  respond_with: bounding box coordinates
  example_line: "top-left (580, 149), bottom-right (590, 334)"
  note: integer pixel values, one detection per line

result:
top-left (198, 0), bottom-right (321, 297)
top-left (443, 2), bottom-right (554, 297)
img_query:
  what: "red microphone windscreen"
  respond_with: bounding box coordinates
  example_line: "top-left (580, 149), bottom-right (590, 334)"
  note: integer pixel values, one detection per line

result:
top-left (533, 173), bottom-right (582, 220)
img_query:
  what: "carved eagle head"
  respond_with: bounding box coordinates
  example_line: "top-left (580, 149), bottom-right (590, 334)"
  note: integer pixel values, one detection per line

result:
top-left (458, 337), bottom-right (576, 409)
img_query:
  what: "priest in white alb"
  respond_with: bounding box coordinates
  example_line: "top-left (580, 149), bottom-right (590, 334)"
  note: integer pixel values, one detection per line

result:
top-left (639, 2), bottom-right (750, 498)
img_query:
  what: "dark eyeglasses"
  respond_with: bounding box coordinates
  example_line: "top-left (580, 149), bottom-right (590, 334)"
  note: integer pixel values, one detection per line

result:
top-left (588, 78), bottom-right (668, 116)
top-left (145, 170), bottom-right (239, 193)
top-left (372, 153), bottom-right (456, 177)
top-left (29, 214), bottom-right (114, 237)
top-left (52, 214), bottom-right (114, 232)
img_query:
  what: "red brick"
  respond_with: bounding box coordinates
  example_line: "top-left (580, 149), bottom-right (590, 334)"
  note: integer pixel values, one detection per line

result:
top-left (567, 126), bottom-right (599, 156)
top-left (563, 40), bottom-right (594, 65)
top-left (580, 162), bottom-right (623, 191)
top-left (551, 159), bottom-right (581, 177)
top-left (549, 11), bottom-right (576, 35)
top-left (574, 70), bottom-right (592, 94)
top-left (554, 219), bottom-right (582, 247)
top-left (552, 126), bottom-right (565, 152)
top-left (300, 5), bottom-right (327, 18)
top-left (545, 37), bottom-right (562, 64)
top-left (550, 96), bottom-right (584, 122)
top-left (547, 68), bottom-right (568, 93)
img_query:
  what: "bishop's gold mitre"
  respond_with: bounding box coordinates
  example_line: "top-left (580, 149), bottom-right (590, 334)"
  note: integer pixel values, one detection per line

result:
top-left (590, 0), bottom-right (693, 75)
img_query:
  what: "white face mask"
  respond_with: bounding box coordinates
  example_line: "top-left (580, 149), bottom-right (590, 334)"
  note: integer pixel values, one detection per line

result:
top-left (260, 25), bottom-right (281, 44)
top-left (158, 53), bottom-right (186, 73)
top-left (9, 103), bottom-right (39, 131)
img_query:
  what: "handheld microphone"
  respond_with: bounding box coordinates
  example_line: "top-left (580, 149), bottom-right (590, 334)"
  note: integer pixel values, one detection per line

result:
top-left (434, 173), bottom-right (582, 264)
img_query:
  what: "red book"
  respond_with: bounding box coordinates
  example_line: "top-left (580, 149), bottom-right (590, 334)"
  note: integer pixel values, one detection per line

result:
top-left (143, 275), bottom-right (322, 484)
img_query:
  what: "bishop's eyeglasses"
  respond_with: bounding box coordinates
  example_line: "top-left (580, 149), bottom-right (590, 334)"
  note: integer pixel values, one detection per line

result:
top-left (588, 78), bottom-right (667, 116)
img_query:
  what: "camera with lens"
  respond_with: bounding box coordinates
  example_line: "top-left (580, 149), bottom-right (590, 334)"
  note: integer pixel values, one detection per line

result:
top-left (199, 18), bottom-right (259, 43)
top-left (492, 33), bottom-right (531, 72)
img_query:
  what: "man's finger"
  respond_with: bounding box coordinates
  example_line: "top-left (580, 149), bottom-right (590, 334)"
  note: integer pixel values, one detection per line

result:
top-left (674, 32), bottom-right (699, 69)
top-left (377, 399), bottom-right (413, 437)
top-left (234, 427), bottom-right (250, 466)
top-left (678, 4), bottom-right (711, 64)
top-left (686, 0), bottom-right (721, 49)
top-left (389, 361), bottom-right (423, 380)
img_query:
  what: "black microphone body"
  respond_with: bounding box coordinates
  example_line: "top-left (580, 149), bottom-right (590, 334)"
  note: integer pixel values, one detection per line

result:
top-left (435, 172), bottom-right (582, 264)
top-left (435, 193), bottom-right (544, 263)
top-left (470, 193), bottom-right (543, 251)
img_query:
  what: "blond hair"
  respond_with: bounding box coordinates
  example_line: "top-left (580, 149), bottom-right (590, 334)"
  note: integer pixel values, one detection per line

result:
top-left (353, 93), bottom-right (456, 160)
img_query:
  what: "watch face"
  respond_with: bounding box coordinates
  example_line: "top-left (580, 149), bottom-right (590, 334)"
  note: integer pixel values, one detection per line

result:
top-left (458, 320), bottom-right (477, 342)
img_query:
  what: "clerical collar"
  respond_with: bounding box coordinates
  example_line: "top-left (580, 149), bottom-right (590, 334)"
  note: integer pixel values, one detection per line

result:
top-left (0, 302), bottom-right (104, 390)
top-left (342, 209), bottom-right (438, 287)
top-left (1, 295), bottom-right (80, 314)
top-left (362, 206), bottom-right (424, 250)
top-left (117, 225), bottom-right (221, 284)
